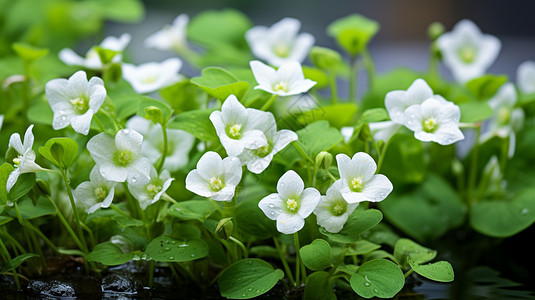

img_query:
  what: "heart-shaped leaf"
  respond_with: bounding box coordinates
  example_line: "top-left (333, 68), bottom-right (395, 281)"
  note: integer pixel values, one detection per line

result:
top-left (350, 259), bottom-right (404, 299)
top-left (144, 235), bottom-right (209, 262)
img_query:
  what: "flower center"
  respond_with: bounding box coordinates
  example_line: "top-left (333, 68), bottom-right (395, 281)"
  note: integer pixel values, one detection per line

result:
top-left (70, 97), bottom-right (89, 114)
top-left (286, 197), bottom-right (300, 213)
top-left (350, 176), bottom-right (364, 192)
top-left (273, 44), bottom-right (290, 58)
top-left (209, 177), bottom-right (224, 192)
top-left (273, 81), bottom-right (288, 92)
top-left (253, 142), bottom-right (272, 158)
top-left (459, 46), bottom-right (476, 63)
top-left (113, 150), bottom-right (134, 166)
top-left (94, 187), bottom-right (107, 201)
top-left (497, 107), bottom-right (511, 125)
top-left (330, 200), bottom-right (348, 217)
top-left (146, 183), bottom-right (162, 196)
top-left (422, 117), bottom-right (439, 133)
top-left (142, 75), bottom-right (157, 84)
top-left (227, 124), bottom-right (242, 139)
top-left (13, 155), bottom-right (23, 167)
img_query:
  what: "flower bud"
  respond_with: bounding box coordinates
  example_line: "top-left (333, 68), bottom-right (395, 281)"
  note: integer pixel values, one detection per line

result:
top-left (428, 22), bottom-right (445, 41)
top-left (216, 217), bottom-right (234, 240)
top-left (315, 151), bottom-right (333, 170)
top-left (309, 46), bottom-right (342, 70)
top-left (144, 106), bottom-right (164, 125)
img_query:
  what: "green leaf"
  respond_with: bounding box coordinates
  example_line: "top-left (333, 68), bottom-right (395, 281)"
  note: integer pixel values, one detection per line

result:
top-left (144, 235), bottom-right (209, 262)
top-left (0, 253), bottom-right (39, 273)
top-left (466, 74), bottom-right (508, 100)
top-left (12, 42), bottom-right (48, 62)
top-left (299, 239), bottom-right (332, 271)
top-left (168, 200), bottom-right (216, 221)
top-left (187, 9), bottom-right (251, 48)
top-left (297, 103), bottom-right (358, 128)
top-left (87, 242), bottom-right (135, 266)
top-left (309, 46), bottom-right (342, 70)
top-left (7, 196), bottom-right (55, 219)
top-left (350, 259), bottom-right (404, 299)
top-left (7, 173), bottom-right (36, 205)
top-left (408, 257), bottom-right (454, 282)
top-left (190, 67), bottom-right (249, 101)
top-left (0, 163), bottom-right (14, 204)
top-left (380, 174), bottom-right (467, 242)
top-left (167, 109), bottom-right (218, 142)
top-left (218, 258), bottom-right (284, 299)
top-left (297, 120), bottom-right (344, 157)
top-left (304, 271), bottom-right (337, 300)
top-left (302, 66), bottom-right (330, 89)
top-left (320, 208), bottom-right (383, 243)
top-left (327, 14), bottom-right (379, 56)
top-left (459, 101), bottom-right (494, 123)
top-left (380, 133), bottom-right (426, 185)
top-left (345, 240), bottom-right (381, 256)
top-left (93, 46), bottom-right (120, 65)
top-left (113, 216), bottom-right (144, 227)
top-left (38, 138), bottom-right (79, 169)
top-left (90, 0), bottom-right (144, 22)
top-left (470, 188), bottom-right (535, 237)
top-left (27, 100), bottom-right (54, 126)
top-left (393, 238), bottom-right (436, 269)
top-left (235, 199), bottom-right (277, 239)
top-left (160, 80), bottom-right (204, 113)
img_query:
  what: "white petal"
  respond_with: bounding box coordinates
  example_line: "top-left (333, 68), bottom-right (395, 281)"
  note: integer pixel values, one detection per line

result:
top-left (195, 151), bottom-right (222, 181)
top-left (517, 60), bottom-right (535, 94)
top-left (297, 188), bottom-right (320, 219)
top-left (276, 212), bottom-right (304, 234)
top-left (272, 130), bottom-right (298, 154)
top-left (277, 170), bottom-right (304, 199)
top-left (185, 170), bottom-right (212, 197)
top-left (350, 152), bottom-right (378, 182)
top-left (222, 156), bottom-right (242, 186)
top-left (99, 163), bottom-right (128, 183)
top-left (115, 129), bottom-right (143, 154)
top-left (126, 157), bottom-right (152, 185)
top-left (58, 48), bottom-right (85, 66)
top-left (87, 133), bottom-right (116, 164)
top-left (258, 193), bottom-right (284, 220)
top-left (335, 153), bottom-right (352, 180)
top-left (212, 186), bottom-right (236, 202)
top-left (88, 77), bottom-right (106, 111)
top-left (8, 133), bottom-right (24, 154)
top-left (361, 174), bottom-right (393, 202)
top-left (6, 169), bottom-right (21, 193)
top-left (368, 121), bottom-right (401, 142)
top-left (240, 129), bottom-right (268, 150)
top-left (250, 60), bottom-right (277, 87)
top-left (70, 109), bottom-right (94, 135)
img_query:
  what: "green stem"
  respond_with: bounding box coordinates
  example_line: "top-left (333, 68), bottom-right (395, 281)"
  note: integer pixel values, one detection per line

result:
top-left (404, 269), bottom-right (415, 278)
top-left (376, 139), bottom-right (391, 173)
top-left (149, 260), bottom-right (155, 288)
top-left (329, 68), bottom-right (338, 104)
top-left (156, 124), bottom-right (168, 173)
top-left (0, 230), bottom-right (26, 254)
top-left (292, 142), bottom-right (314, 164)
top-left (361, 48), bottom-right (376, 90)
top-left (294, 233), bottom-right (302, 286)
top-left (110, 204), bottom-right (130, 217)
top-left (0, 237), bottom-right (20, 290)
top-left (93, 115), bottom-right (106, 132)
top-left (329, 244), bottom-right (349, 276)
top-left (45, 195), bottom-right (85, 251)
top-left (210, 199), bottom-right (226, 217)
top-left (500, 136), bottom-right (510, 173)
top-left (161, 193), bottom-right (178, 205)
top-left (13, 203), bottom-right (35, 254)
top-left (273, 237), bottom-right (295, 286)
top-left (348, 55), bottom-right (358, 102)
top-left (261, 94), bottom-right (278, 111)
top-left (229, 236), bottom-right (248, 259)
top-left (24, 221), bottom-right (60, 255)
top-left (467, 125), bottom-right (481, 205)
top-left (61, 169), bottom-right (89, 255)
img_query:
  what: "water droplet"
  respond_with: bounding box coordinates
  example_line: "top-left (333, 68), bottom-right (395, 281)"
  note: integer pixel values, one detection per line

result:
top-left (169, 256), bottom-right (174, 260)
top-left (521, 208), bottom-right (529, 215)
top-left (164, 247), bottom-right (170, 251)
top-left (268, 204), bottom-right (275, 208)
top-left (191, 254), bottom-right (195, 257)
top-left (364, 282), bottom-right (370, 287)
top-left (124, 129), bottom-right (130, 134)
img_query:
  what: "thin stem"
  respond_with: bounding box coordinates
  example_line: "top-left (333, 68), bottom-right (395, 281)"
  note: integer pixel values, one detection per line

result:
top-left (361, 48), bottom-right (376, 90)
top-left (229, 236), bottom-right (248, 259)
top-left (161, 193), bottom-right (178, 205)
top-left (93, 115), bottom-right (107, 132)
top-left (210, 199), bottom-right (226, 217)
top-left (0, 237), bottom-right (20, 290)
top-left (24, 221), bottom-right (60, 255)
top-left (348, 55), bottom-right (358, 102)
top-left (500, 136), bottom-right (510, 173)
top-left (467, 125), bottom-right (482, 205)
top-left (329, 245), bottom-right (349, 276)
top-left (294, 233), bottom-right (302, 286)
top-left (292, 142), bottom-right (314, 164)
top-left (149, 260), bottom-right (155, 288)
top-left (45, 195), bottom-right (85, 251)
top-left (376, 139), bottom-right (391, 173)
top-left (156, 124), bottom-right (168, 173)
top-left (261, 94), bottom-right (278, 111)
top-left (273, 237), bottom-right (295, 286)
top-left (329, 68), bottom-right (338, 104)
top-left (110, 204), bottom-right (130, 217)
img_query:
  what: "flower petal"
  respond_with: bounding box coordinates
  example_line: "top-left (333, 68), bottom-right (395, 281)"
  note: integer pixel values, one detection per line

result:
top-left (259, 193), bottom-right (284, 220)
top-left (277, 170), bottom-right (304, 199)
top-left (276, 212), bottom-right (304, 234)
top-left (298, 187), bottom-right (320, 218)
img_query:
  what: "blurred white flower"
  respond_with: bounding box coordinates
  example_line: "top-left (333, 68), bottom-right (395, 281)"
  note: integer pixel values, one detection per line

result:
top-left (59, 33), bottom-right (131, 69)
top-left (250, 60), bottom-right (316, 96)
top-left (45, 70), bottom-right (106, 135)
top-left (246, 17), bottom-right (315, 67)
top-left (314, 180), bottom-right (359, 233)
top-left (368, 121), bottom-right (402, 143)
top-left (481, 83), bottom-right (524, 157)
top-left (128, 165), bottom-right (174, 210)
top-left (210, 94), bottom-right (269, 156)
top-left (404, 97), bottom-right (464, 145)
top-left (6, 125), bottom-right (45, 193)
top-left (258, 170), bottom-right (320, 234)
top-left (145, 14), bottom-right (189, 53)
top-left (341, 127), bottom-right (354, 143)
top-left (126, 116), bottom-right (195, 172)
top-left (238, 113), bottom-right (297, 174)
top-left (0, 115), bottom-right (4, 131)
top-left (516, 60), bottom-right (535, 94)
top-left (122, 58), bottom-right (182, 94)
top-left (336, 152), bottom-right (393, 204)
top-left (185, 151), bottom-right (242, 202)
top-left (74, 166), bottom-right (116, 214)
top-left (385, 78), bottom-right (434, 124)
top-left (436, 19), bottom-right (501, 83)
top-left (86, 129), bottom-right (152, 185)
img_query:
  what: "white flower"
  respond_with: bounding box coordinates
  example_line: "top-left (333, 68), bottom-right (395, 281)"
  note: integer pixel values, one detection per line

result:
top-left (341, 127), bottom-right (354, 143)
top-left (6, 125), bottom-right (44, 193)
top-left (126, 116), bottom-right (195, 172)
top-left (122, 58), bottom-right (182, 94)
top-left (246, 17), bottom-right (315, 67)
top-left (128, 166), bottom-right (174, 210)
top-left (516, 60), bottom-right (535, 94)
top-left (59, 33), bottom-right (131, 69)
top-left (436, 19), bottom-right (501, 83)
top-left (145, 14), bottom-right (189, 53)
top-left (0, 115), bottom-right (4, 131)
top-left (238, 113), bottom-right (297, 174)
top-left (336, 152), bottom-right (393, 204)
top-left (258, 170), bottom-right (320, 234)
top-left (481, 83), bottom-right (524, 157)
top-left (74, 166), bottom-right (117, 214)
top-left (209, 94), bottom-right (269, 156)
top-left (368, 121), bottom-right (402, 143)
top-left (403, 97), bottom-right (464, 145)
top-left (314, 180), bottom-right (359, 233)
top-left (45, 70), bottom-right (106, 135)
top-left (385, 78), bottom-right (435, 124)
top-left (86, 129), bottom-right (152, 185)
top-left (185, 151), bottom-right (242, 202)
top-left (250, 60), bottom-right (316, 96)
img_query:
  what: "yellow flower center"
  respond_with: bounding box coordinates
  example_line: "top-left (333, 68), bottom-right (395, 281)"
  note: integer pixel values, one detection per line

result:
top-left (94, 187), bottom-right (107, 200)
top-left (459, 46), bottom-right (476, 63)
top-left (254, 142), bottom-right (272, 158)
top-left (331, 200), bottom-right (348, 217)
top-left (273, 44), bottom-right (290, 58)
top-left (142, 75), bottom-right (157, 84)
top-left (350, 177), bottom-right (364, 192)
top-left (114, 150), bottom-right (134, 166)
top-left (13, 155), bottom-right (22, 167)
top-left (70, 97), bottom-right (89, 114)
top-left (286, 197), bottom-right (299, 212)
top-left (273, 81), bottom-right (288, 92)
top-left (497, 107), bottom-right (511, 125)
top-left (146, 183), bottom-right (162, 196)
top-left (209, 177), bottom-right (224, 192)
top-left (423, 117), bottom-right (439, 133)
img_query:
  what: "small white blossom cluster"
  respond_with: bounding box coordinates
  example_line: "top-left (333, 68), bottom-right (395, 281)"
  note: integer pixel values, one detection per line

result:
top-left (368, 78), bottom-right (464, 146)
top-left (258, 152), bottom-right (393, 235)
